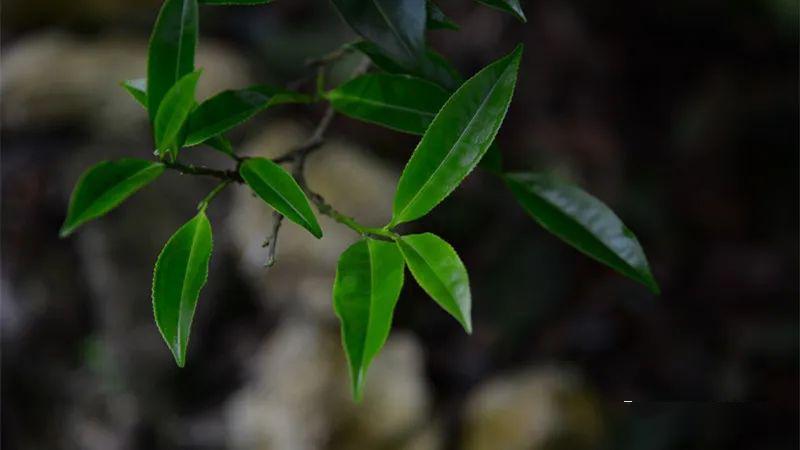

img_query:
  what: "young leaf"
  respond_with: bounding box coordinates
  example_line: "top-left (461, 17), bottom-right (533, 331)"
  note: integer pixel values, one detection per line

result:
top-left (326, 73), bottom-right (450, 134)
top-left (504, 172), bottom-right (659, 293)
top-left (427, 1), bottom-right (459, 30)
top-left (60, 159), bottom-right (165, 237)
top-left (475, 0), bottom-right (526, 22)
top-left (154, 70), bottom-right (202, 157)
top-left (390, 45), bottom-right (522, 227)
top-left (397, 233), bottom-right (471, 333)
top-left (331, 0), bottom-right (426, 67)
top-left (152, 211), bottom-right (213, 367)
top-left (121, 78), bottom-right (148, 108)
top-left (147, 0), bottom-right (199, 123)
top-left (185, 86), bottom-right (311, 146)
top-left (333, 239), bottom-right (405, 400)
top-left (239, 158), bottom-right (322, 238)
top-left (350, 40), bottom-right (462, 91)
top-left (199, 0), bottom-right (271, 4)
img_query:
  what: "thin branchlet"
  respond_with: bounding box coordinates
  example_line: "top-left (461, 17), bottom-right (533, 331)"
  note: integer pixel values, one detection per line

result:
top-left (161, 53), bottom-right (389, 269)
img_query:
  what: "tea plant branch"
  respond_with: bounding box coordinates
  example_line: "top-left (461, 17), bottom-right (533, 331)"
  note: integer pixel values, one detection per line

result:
top-left (261, 209), bottom-right (283, 267)
top-left (61, 0), bottom-right (660, 389)
top-left (164, 160), bottom-right (243, 183)
top-left (263, 58), bottom-right (380, 265)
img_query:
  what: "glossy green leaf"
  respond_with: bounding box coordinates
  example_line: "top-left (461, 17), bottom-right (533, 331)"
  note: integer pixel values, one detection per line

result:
top-left (60, 159), bottom-right (165, 237)
top-left (126, 79), bottom-right (234, 155)
top-left (199, 0), bottom-right (271, 4)
top-left (185, 86), bottom-right (311, 146)
top-left (333, 239), bottom-right (405, 400)
top-left (121, 78), bottom-right (148, 108)
top-left (348, 41), bottom-right (501, 171)
top-left (331, 0), bottom-right (426, 67)
top-left (475, 0), bottom-right (526, 22)
top-left (350, 40), bottom-right (462, 91)
top-left (154, 70), bottom-right (202, 157)
top-left (504, 172), bottom-right (659, 293)
top-left (427, 1), bottom-right (459, 30)
top-left (390, 45), bottom-right (522, 227)
top-left (147, 0), bottom-right (198, 123)
top-left (239, 157), bottom-right (322, 238)
top-left (397, 233), bottom-right (471, 332)
top-left (152, 211), bottom-right (213, 367)
top-left (327, 73), bottom-right (449, 134)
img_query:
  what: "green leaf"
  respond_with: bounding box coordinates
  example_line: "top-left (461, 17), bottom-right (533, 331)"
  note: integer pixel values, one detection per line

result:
top-left (504, 172), bottom-right (659, 293)
top-left (331, 0), bottom-right (426, 67)
top-left (427, 1), bottom-right (459, 30)
top-left (350, 40), bottom-right (462, 91)
top-left (154, 70), bottom-right (202, 157)
top-left (152, 211), bottom-right (213, 367)
top-left (390, 45), bottom-right (522, 227)
top-left (60, 159), bottom-right (165, 237)
top-left (347, 41), bottom-right (501, 171)
top-left (333, 238), bottom-right (405, 400)
top-left (121, 78), bottom-right (148, 108)
top-left (397, 233), bottom-right (471, 333)
top-left (204, 134), bottom-right (235, 155)
top-left (147, 0), bottom-right (199, 123)
top-left (326, 73), bottom-right (449, 135)
top-left (185, 86), bottom-right (311, 146)
top-left (475, 0), bottom-right (526, 22)
top-left (199, 0), bottom-right (271, 4)
top-left (239, 157), bottom-right (322, 238)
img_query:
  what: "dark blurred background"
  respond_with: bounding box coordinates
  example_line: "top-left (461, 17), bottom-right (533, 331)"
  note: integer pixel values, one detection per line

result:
top-left (2, 0), bottom-right (798, 449)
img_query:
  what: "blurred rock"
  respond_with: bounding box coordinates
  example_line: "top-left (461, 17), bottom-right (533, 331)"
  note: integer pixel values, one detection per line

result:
top-left (1, 31), bottom-right (252, 138)
top-left (462, 367), bottom-right (603, 450)
top-left (225, 322), bottom-right (437, 450)
top-left (228, 120), bottom-right (398, 321)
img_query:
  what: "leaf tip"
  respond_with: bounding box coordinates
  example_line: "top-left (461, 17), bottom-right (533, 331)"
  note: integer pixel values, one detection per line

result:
top-left (58, 224), bottom-right (74, 238)
top-left (310, 223), bottom-right (324, 239)
top-left (462, 316), bottom-right (473, 335)
top-left (351, 369), bottom-right (365, 403)
top-left (645, 277), bottom-right (661, 295)
top-left (511, 43), bottom-right (524, 59)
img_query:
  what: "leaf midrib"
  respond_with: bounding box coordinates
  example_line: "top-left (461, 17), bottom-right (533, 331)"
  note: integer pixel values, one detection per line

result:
top-left (176, 215), bottom-right (204, 363)
top-left (74, 163), bottom-right (161, 226)
top-left (372, 0), bottom-right (417, 61)
top-left (187, 96), bottom-right (275, 144)
top-left (395, 65), bottom-right (506, 222)
top-left (506, 175), bottom-right (649, 285)
top-left (244, 162), bottom-right (311, 230)
top-left (157, 86), bottom-right (193, 148)
top-left (330, 91), bottom-right (436, 118)
top-left (361, 240), bottom-right (376, 373)
top-left (401, 240), bottom-right (461, 322)
top-left (175, 0), bottom-right (193, 82)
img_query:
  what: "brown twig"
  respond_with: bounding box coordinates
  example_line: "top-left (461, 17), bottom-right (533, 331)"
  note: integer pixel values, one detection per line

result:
top-left (164, 160), bottom-right (243, 183)
top-left (164, 53), bottom-right (385, 269)
top-left (262, 210), bottom-right (284, 267)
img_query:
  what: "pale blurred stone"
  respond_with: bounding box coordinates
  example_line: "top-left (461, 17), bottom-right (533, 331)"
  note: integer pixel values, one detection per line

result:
top-left (1, 31), bottom-right (252, 137)
top-left (462, 368), bottom-right (603, 450)
top-left (228, 120), bottom-right (398, 321)
top-left (225, 323), bottom-right (436, 450)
